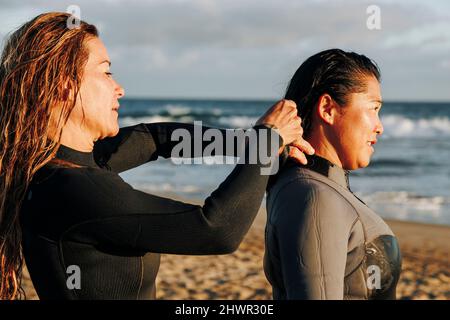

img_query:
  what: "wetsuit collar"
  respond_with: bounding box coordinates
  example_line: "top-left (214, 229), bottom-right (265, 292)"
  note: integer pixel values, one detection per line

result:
top-left (55, 144), bottom-right (98, 168)
top-left (302, 154), bottom-right (351, 190)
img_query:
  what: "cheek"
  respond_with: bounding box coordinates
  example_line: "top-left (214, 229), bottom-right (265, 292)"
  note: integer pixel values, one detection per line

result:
top-left (340, 129), bottom-right (359, 157)
top-left (336, 112), bottom-right (375, 169)
top-left (76, 91), bottom-right (114, 135)
top-left (352, 113), bottom-right (374, 140)
top-left (364, 112), bottom-right (378, 130)
top-left (337, 115), bottom-right (366, 145)
top-left (340, 117), bottom-right (370, 157)
top-left (83, 80), bottom-right (113, 113)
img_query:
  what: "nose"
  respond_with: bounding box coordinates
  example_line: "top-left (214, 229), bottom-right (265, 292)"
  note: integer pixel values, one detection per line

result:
top-left (375, 117), bottom-right (384, 136)
top-left (115, 80), bottom-right (125, 99)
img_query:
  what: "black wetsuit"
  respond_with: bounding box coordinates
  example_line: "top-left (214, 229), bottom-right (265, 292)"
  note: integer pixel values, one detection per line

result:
top-left (20, 122), bottom-right (281, 300)
top-left (264, 155), bottom-right (402, 300)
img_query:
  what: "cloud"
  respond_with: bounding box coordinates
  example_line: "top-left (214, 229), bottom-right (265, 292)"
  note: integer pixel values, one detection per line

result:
top-left (1, 0), bottom-right (449, 100)
top-left (383, 21), bottom-right (450, 49)
top-left (441, 59), bottom-right (450, 69)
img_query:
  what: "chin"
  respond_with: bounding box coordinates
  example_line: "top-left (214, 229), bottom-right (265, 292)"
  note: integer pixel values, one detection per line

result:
top-left (110, 127), bottom-right (120, 137)
top-left (101, 126), bottom-right (120, 139)
top-left (110, 121), bottom-right (120, 135)
top-left (343, 157), bottom-right (371, 170)
top-left (344, 164), bottom-right (359, 170)
top-left (358, 157), bottom-right (371, 169)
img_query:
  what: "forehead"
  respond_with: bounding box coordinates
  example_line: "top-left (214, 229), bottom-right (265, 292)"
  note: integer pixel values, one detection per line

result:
top-left (365, 76), bottom-right (381, 99)
top-left (84, 37), bottom-right (110, 67)
top-left (348, 76), bottom-right (382, 104)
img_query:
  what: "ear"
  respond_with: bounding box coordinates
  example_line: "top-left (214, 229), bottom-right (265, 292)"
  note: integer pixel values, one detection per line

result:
top-left (316, 93), bottom-right (339, 125)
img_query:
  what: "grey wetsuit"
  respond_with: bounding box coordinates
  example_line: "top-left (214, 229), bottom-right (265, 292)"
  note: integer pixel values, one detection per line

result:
top-left (264, 155), bottom-right (402, 300)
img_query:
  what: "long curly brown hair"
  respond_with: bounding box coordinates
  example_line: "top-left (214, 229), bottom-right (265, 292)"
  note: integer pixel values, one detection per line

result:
top-left (0, 12), bottom-right (98, 299)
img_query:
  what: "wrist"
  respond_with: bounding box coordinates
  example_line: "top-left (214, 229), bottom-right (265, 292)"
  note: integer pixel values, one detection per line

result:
top-left (253, 123), bottom-right (284, 152)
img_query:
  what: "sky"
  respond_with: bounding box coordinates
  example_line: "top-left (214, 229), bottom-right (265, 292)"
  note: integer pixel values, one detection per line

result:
top-left (1, 0), bottom-right (449, 101)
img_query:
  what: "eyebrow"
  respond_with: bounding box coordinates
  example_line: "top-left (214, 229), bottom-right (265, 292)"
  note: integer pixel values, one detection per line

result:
top-left (99, 60), bottom-right (111, 66)
top-left (372, 99), bottom-right (383, 105)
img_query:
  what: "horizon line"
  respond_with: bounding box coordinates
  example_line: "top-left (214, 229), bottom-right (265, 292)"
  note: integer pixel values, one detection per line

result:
top-left (120, 96), bottom-right (450, 104)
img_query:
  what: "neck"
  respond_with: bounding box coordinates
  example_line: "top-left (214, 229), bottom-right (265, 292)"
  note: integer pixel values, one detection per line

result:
top-left (307, 126), bottom-right (342, 168)
top-left (50, 121), bottom-right (95, 152)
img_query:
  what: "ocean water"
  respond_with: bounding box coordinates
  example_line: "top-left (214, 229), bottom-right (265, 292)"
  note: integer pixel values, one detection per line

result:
top-left (118, 99), bottom-right (450, 226)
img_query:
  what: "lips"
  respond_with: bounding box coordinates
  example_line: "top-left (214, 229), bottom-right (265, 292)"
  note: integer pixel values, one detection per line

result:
top-left (112, 105), bottom-right (120, 112)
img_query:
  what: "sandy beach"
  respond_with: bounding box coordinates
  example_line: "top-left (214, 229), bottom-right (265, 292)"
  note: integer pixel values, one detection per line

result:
top-left (21, 205), bottom-right (449, 300)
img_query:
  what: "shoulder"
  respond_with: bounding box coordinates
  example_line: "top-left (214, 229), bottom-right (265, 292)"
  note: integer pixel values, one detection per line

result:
top-left (45, 165), bottom-right (124, 186)
top-left (269, 166), bottom-right (352, 214)
top-left (23, 166), bottom-right (133, 236)
top-left (267, 168), bottom-right (358, 231)
top-left (62, 166), bottom-right (134, 196)
top-left (33, 165), bottom-right (134, 211)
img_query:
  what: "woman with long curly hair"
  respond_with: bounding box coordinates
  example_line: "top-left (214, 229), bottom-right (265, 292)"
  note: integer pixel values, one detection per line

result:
top-left (0, 12), bottom-right (313, 299)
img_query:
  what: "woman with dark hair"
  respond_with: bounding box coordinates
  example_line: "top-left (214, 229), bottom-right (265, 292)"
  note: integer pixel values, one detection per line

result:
top-left (0, 12), bottom-right (314, 299)
top-left (264, 49), bottom-right (402, 300)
